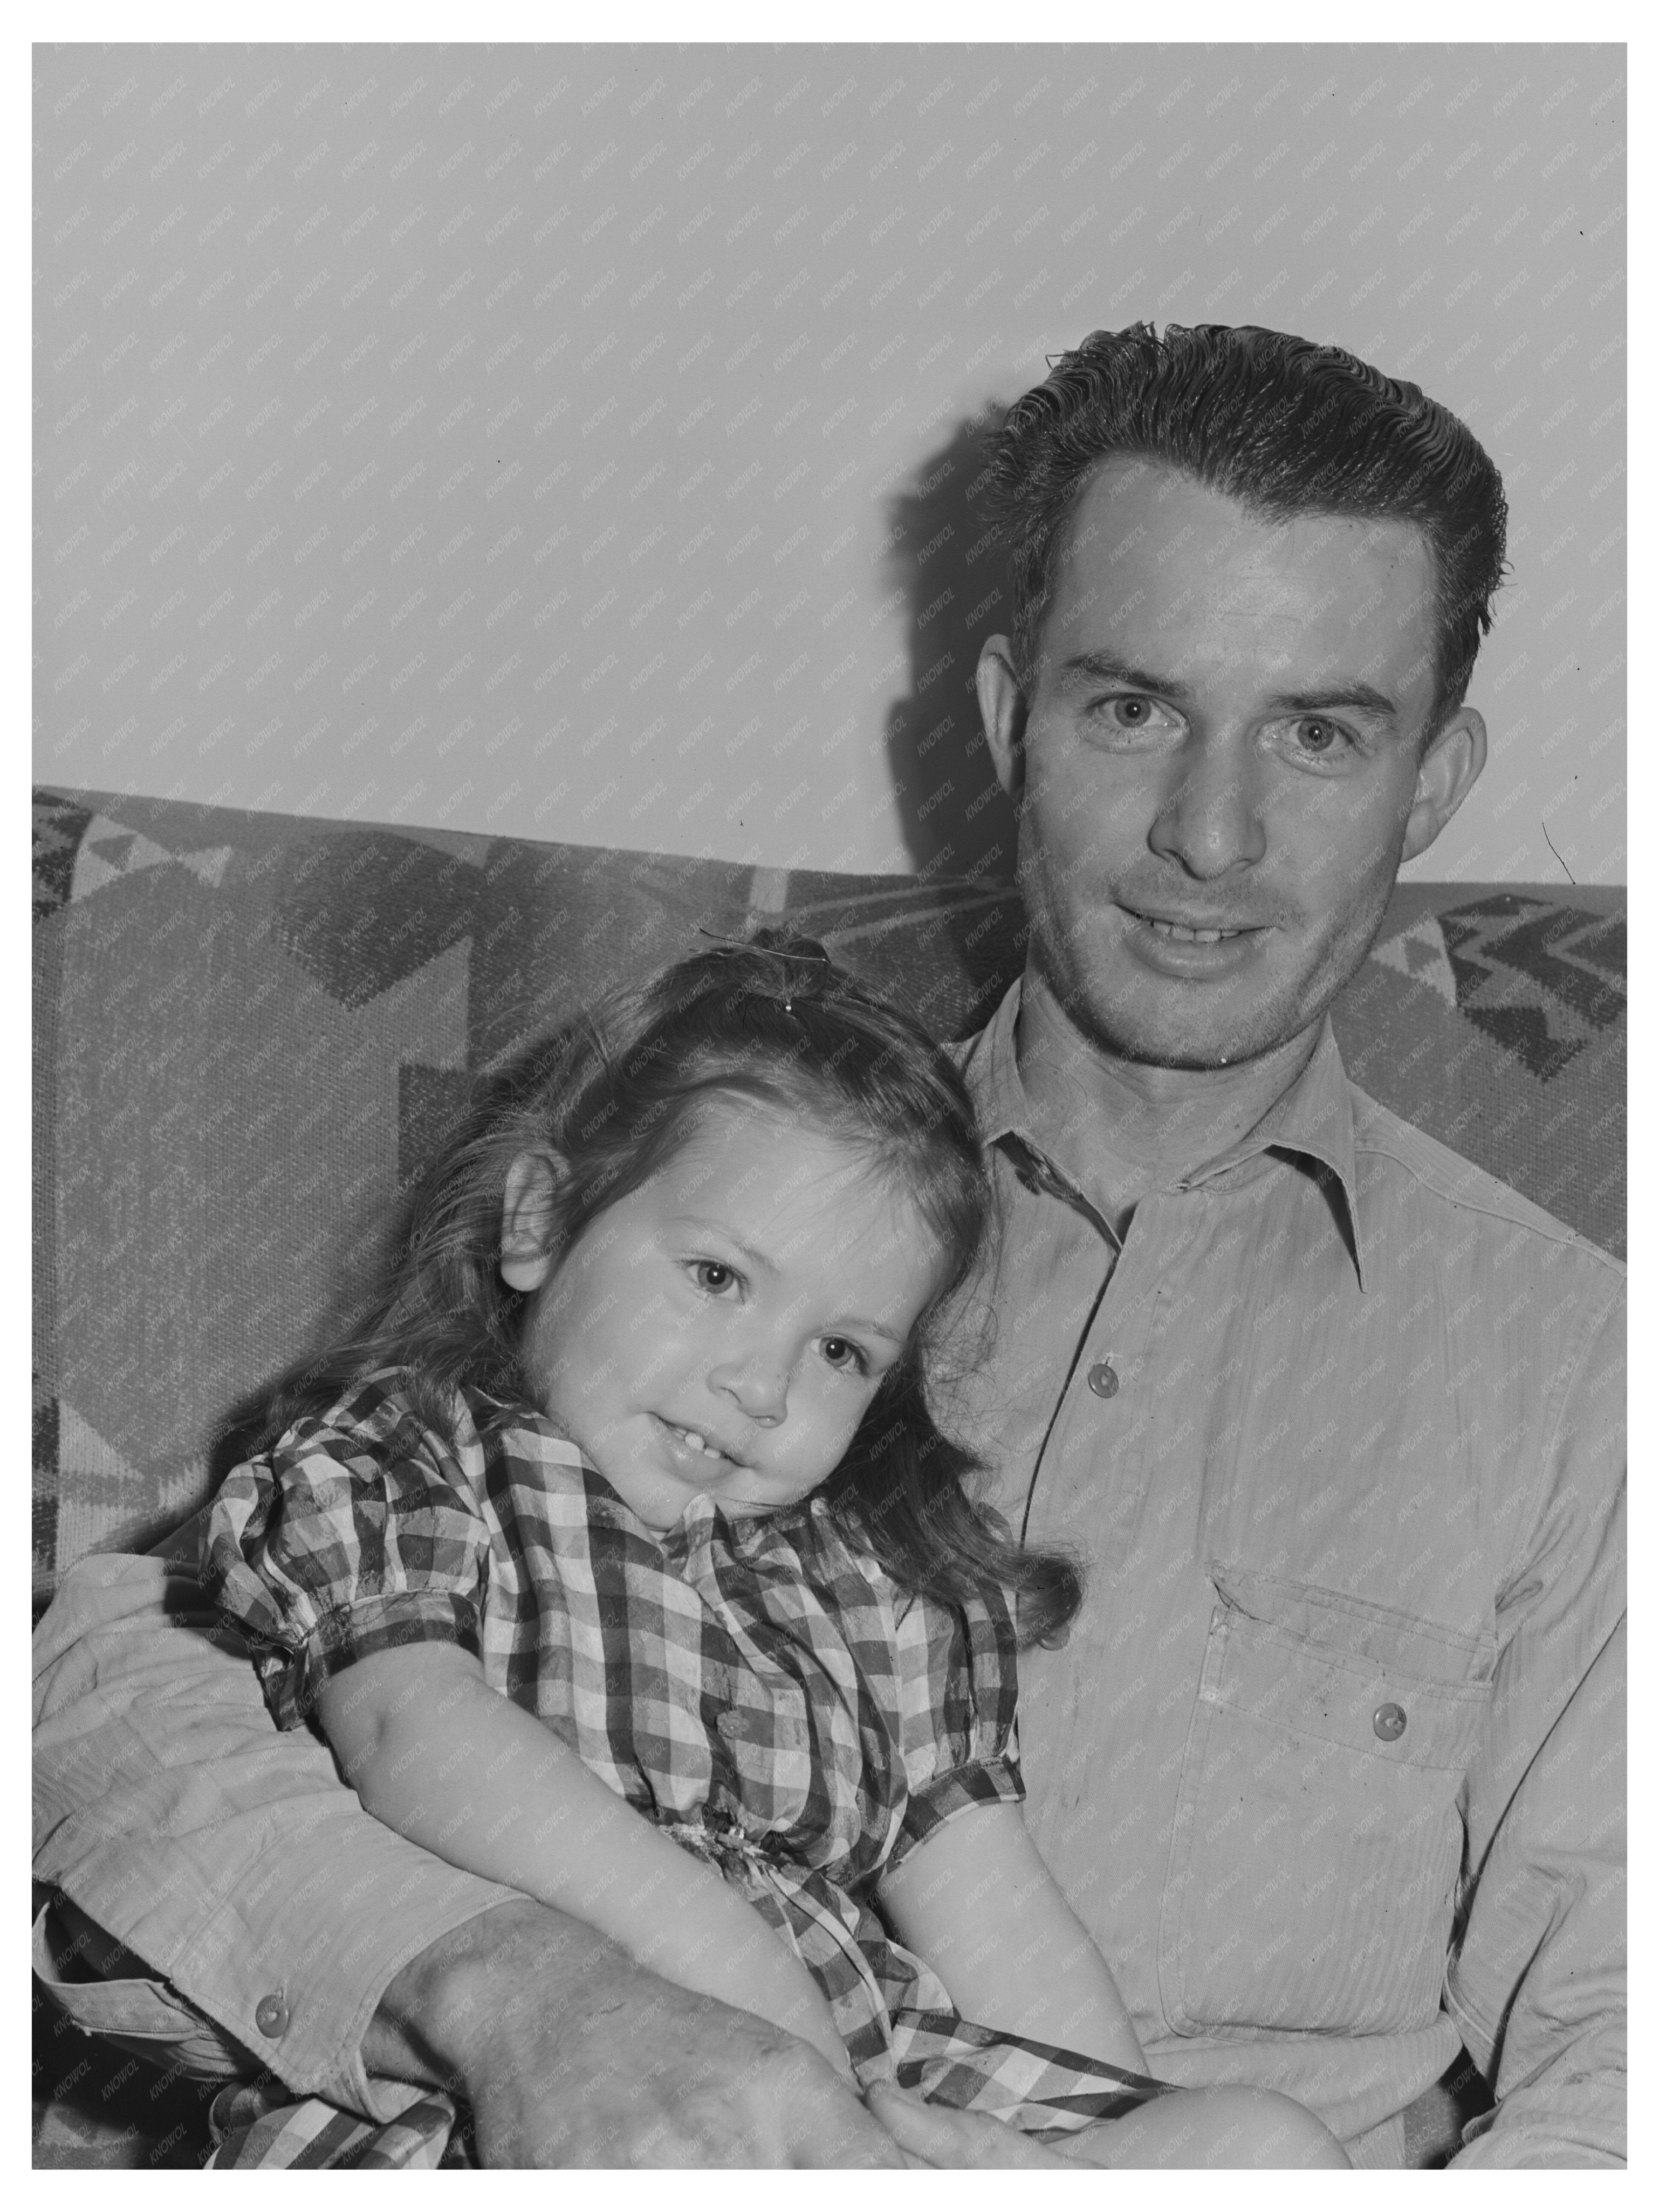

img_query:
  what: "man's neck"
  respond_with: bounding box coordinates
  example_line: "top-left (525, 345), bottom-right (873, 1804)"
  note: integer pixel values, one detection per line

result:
top-left (1011, 968), bottom-right (1323, 1221)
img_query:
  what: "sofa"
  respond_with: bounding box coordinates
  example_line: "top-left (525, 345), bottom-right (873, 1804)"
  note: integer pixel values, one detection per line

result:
top-left (31, 784), bottom-right (1626, 2165)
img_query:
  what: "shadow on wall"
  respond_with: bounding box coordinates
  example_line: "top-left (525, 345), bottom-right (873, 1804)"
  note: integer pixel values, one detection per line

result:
top-left (881, 410), bottom-right (1020, 882)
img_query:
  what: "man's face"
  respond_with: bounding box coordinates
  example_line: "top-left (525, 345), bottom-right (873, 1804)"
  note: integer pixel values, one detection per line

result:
top-left (979, 457), bottom-right (1485, 1072)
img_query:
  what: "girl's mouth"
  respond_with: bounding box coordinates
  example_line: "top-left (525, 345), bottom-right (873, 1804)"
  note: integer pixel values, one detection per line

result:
top-left (656, 1416), bottom-right (739, 1469)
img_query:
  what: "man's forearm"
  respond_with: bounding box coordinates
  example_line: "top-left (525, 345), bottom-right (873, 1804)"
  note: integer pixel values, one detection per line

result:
top-left (1447, 1614), bottom-right (1626, 2167)
top-left (35, 1551), bottom-right (525, 2120)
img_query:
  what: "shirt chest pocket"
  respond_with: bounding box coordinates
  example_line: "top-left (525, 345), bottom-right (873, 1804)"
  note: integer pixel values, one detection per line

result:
top-left (1157, 1565), bottom-right (1495, 2041)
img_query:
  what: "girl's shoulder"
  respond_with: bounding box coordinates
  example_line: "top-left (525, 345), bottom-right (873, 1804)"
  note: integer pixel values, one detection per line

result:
top-left (483, 1401), bottom-right (588, 1457)
top-left (728, 1494), bottom-right (887, 1582)
top-left (274, 1367), bottom-right (448, 1456)
top-left (736, 1498), bottom-right (1020, 1620)
top-left (483, 1403), bottom-right (594, 1492)
top-left (271, 1371), bottom-right (531, 1485)
top-left (725, 1498), bottom-right (993, 1639)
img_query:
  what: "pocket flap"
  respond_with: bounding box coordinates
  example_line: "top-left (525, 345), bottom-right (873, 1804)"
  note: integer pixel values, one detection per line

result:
top-left (1201, 1565), bottom-right (1494, 1773)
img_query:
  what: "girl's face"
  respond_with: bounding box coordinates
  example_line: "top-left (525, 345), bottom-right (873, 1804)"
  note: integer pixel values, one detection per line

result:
top-left (501, 1101), bottom-right (947, 1533)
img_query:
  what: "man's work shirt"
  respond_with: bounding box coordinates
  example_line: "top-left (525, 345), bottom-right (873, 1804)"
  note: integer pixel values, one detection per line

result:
top-left (949, 982), bottom-right (1625, 2165)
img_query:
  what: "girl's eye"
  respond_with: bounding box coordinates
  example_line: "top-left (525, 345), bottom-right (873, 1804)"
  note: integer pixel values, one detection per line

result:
top-left (820, 1336), bottom-right (868, 1375)
top-left (691, 1261), bottom-right (738, 1294)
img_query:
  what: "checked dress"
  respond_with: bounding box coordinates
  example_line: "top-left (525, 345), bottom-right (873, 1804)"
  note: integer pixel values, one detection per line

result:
top-left (202, 1375), bottom-right (1168, 2164)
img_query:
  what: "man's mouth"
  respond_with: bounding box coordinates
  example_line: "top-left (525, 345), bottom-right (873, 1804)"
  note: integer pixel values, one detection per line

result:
top-left (1144, 918), bottom-right (1249, 944)
top-left (1126, 908), bottom-right (1260, 944)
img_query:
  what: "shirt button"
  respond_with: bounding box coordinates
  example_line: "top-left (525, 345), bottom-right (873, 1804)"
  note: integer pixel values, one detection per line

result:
top-left (1373, 1702), bottom-right (1408, 1743)
top-left (1087, 1360), bottom-right (1119, 1399)
top-left (254, 1993), bottom-right (290, 2039)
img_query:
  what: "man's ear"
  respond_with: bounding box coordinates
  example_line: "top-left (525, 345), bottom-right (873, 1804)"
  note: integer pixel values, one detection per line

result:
top-left (976, 635), bottom-right (1028, 808)
top-left (1401, 706), bottom-right (1487, 865)
top-left (500, 1151), bottom-right (566, 1292)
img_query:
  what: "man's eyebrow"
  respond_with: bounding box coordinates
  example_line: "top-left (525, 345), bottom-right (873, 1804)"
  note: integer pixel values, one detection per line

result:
top-left (1262, 682), bottom-right (1400, 722)
top-left (1056, 652), bottom-right (1193, 699)
top-left (1055, 654), bottom-right (1401, 723)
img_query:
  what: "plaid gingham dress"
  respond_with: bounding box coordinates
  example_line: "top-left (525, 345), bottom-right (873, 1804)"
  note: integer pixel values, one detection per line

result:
top-left (203, 1375), bottom-right (1168, 2164)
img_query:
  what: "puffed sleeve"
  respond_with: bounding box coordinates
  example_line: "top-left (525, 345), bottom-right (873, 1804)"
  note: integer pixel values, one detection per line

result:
top-left (886, 1580), bottom-right (1025, 1870)
top-left (201, 1375), bottom-right (492, 1729)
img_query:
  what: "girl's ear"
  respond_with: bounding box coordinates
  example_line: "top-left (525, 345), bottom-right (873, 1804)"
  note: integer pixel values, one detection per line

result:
top-left (500, 1151), bottom-right (566, 1292)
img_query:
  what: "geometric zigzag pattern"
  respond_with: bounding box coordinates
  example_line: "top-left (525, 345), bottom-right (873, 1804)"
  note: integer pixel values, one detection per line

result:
top-left (1370, 893), bottom-right (1625, 1083)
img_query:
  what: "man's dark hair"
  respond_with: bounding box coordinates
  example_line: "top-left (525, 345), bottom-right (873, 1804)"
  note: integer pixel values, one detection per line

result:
top-left (990, 321), bottom-right (1508, 738)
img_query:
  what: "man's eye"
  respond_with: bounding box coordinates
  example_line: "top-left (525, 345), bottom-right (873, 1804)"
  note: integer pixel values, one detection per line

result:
top-left (691, 1261), bottom-right (738, 1294)
top-left (820, 1336), bottom-right (867, 1374)
top-left (1087, 695), bottom-right (1173, 736)
top-left (1290, 716), bottom-right (1350, 756)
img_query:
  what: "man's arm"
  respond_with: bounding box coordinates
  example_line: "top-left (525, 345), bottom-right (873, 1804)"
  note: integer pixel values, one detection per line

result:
top-left (33, 1548), bottom-right (898, 2166)
top-left (1447, 1614), bottom-right (1625, 2166)
top-left (1446, 1283), bottom-right (1626, 2167)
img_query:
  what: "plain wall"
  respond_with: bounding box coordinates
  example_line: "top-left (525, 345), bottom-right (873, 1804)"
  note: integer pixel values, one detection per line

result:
top-left (36, 42), bottom-right (1625, 882)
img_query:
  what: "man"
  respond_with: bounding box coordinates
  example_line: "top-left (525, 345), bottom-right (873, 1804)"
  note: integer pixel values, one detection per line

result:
top-left (34, 323), bottom-right (1624, 2167)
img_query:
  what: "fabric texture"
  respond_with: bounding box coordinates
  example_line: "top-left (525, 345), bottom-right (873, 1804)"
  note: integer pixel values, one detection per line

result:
top-left (940, 989), bottom-right (1625, 2163)
top-left (197, 1376), bottom-right (1166, 2158)
top-left (203, 1376), bottom-right (1026, 2076)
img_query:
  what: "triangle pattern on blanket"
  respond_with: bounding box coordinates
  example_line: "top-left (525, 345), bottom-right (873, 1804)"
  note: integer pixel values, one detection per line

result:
top-left (71, 815), bottom-right (212, 904)
top-left (1369, 915), bottom-right (1458, 1010)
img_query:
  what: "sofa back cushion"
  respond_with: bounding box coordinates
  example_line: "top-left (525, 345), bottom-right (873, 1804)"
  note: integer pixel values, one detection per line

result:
top-left (32, 787), bottom-right (1625, 1608)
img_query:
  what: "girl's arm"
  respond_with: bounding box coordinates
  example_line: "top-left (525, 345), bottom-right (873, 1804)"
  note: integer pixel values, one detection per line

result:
top-left (877, 1800), bottom-right (1145, 2073)
top-left (316, 1639), bottom-right (852, 2077)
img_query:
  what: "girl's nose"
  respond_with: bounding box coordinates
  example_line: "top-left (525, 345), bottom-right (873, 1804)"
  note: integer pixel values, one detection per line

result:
top-left (709, 1354), bottom-right (789, 1425)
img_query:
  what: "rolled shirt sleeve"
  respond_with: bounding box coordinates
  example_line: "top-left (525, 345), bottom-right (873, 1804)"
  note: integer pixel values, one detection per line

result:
top-left (202, 1376), bottom-right (493, 1727)
top-left (34, 1546), bottom-right (523, 2123)
top-left (1447, 1285), bottom-right (1626, 2166)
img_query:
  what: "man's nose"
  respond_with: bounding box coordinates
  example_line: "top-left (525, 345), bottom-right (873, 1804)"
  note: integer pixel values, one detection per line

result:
top-left (709, 1350), bottom-right (790, 1425)
top-left (1147, 735), bottom-right (1266, 877)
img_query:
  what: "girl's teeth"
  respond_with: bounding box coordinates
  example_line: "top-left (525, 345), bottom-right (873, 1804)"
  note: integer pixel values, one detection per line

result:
top-left (676, 1427), bottom-right (720, 1458)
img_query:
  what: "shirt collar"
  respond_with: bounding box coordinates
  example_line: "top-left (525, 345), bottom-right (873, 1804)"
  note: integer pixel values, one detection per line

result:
top-left (961, 977), bottom-right (1368, 1291)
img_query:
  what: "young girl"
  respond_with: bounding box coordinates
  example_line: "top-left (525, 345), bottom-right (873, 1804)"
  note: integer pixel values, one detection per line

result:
top-left (204, 934), bottom-right (1345, 2168)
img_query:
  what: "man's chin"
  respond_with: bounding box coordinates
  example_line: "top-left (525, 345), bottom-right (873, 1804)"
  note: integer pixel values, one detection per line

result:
top-left (1062, 985), bottom-right (1320, 1074)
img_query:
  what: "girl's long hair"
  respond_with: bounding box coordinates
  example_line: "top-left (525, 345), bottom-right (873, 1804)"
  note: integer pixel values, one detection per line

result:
top-left (256, 931), bottom-right (1080, 1648)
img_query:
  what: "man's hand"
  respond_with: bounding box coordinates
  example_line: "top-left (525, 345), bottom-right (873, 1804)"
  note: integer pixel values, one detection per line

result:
top-left (866, 2086), bottom-right (1070, 2168)
top-left (365, 1897), bottom-right (903, 2168)
top-left (867, 2083), bottom-right (1351, 2169)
